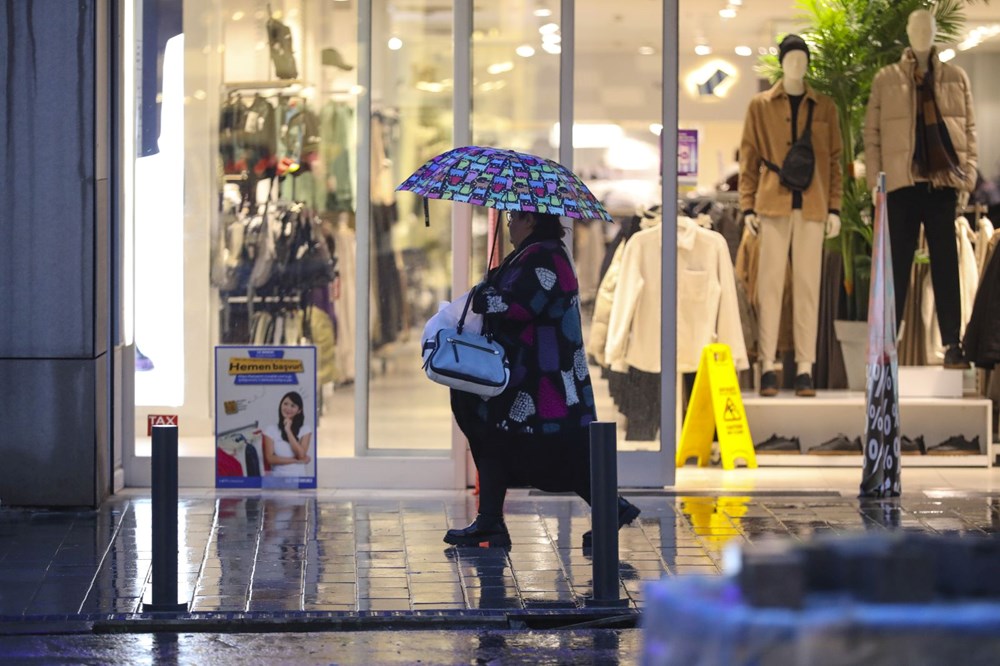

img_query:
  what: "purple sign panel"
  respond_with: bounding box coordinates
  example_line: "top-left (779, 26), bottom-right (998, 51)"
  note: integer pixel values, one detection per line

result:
top-left (678, 129), bottom-right (699, 178)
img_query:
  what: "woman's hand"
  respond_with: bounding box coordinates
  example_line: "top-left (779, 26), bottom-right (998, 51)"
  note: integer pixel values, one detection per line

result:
top-left (283, 417), bottom-right (294, 432)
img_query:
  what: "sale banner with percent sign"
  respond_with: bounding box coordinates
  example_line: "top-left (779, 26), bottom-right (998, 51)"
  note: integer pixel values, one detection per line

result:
top-left (861, 173), bottom-right (901, 498)
top-left (214, 346), bottom-right (317, 489)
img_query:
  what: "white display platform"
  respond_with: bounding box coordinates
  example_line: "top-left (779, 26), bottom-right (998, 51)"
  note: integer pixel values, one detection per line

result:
top-left (742, 390), bottom-right (992, 468)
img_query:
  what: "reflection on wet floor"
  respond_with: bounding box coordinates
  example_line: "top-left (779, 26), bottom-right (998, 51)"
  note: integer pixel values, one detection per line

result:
top-left (0, 629), bottom-right (642, 665)
top-left (0, 491), bottom-right (997, 616)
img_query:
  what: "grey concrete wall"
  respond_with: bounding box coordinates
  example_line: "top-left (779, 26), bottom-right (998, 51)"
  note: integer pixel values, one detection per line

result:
top-left (0, 1), bottom-right (111, 507)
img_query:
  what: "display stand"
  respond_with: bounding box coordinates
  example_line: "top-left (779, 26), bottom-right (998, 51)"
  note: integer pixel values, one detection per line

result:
top-left (743, 390), bottom-right (992, 467)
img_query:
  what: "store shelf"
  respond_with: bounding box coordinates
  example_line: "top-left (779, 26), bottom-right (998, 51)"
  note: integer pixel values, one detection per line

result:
top-left (750, 454), bottom-right (989, 467)
top-left (742, 390), bottom-right (992, 468)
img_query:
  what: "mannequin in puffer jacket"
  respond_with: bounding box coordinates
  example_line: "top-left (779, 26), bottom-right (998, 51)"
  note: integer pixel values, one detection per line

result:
top-left (863, 9), bottom-right (978, 369)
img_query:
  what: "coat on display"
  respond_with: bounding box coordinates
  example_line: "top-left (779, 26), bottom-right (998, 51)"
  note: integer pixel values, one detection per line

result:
top-left (739, 81), bottom-right (843, 222)
top-left (864, 47), bottom-right (978, 194)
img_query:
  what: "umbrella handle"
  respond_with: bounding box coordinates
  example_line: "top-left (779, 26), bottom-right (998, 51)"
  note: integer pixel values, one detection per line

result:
top-left (456, 221), bottom-right (504, 336)
top-left (423, 197), bottom-right (430, 227)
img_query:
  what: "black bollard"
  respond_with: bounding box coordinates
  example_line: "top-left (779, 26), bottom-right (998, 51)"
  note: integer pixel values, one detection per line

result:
top-left (586, 422), bottom-right (628, 607)
top-left (142, 424), bottom-right (188, 613)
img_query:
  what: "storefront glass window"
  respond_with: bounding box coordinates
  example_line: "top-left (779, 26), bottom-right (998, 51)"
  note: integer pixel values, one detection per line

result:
top-left (366, 0), bottom-right (454, 451)
top-left (136, 0), bottom-right (360, 462)
top-left (471, 1), bottom-right (561, 277)
top-left (576, 0), bottom-right (663, 452)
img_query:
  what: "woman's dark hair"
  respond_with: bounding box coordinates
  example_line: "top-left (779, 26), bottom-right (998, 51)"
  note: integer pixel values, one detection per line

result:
top-left (529, 212), bottom-right (566, 239)
top-left (277, 391), bottom-right (305, 442)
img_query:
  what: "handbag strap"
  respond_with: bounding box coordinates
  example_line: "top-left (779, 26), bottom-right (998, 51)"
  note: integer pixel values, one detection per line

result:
top-left (799, 98), bottom-right (816, 141)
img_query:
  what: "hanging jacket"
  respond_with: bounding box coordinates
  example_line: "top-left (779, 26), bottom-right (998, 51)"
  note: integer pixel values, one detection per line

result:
top-left (976, 216), bottom-right (995, 279)
top-left (605, 217), bottom-right (748, 374)
top-left (739, 80), bottom-right (843, 222)
top-left (586, 241), bottom-right (625, 367)
top-left (864, 47), bottom-right (978, 194)
top-left (963, 237), bottom-right (1000, 368)
top-left (922, 217), bottom-right (981, 361)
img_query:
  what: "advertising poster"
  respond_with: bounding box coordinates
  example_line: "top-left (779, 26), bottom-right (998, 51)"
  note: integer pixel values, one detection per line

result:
top-left (215, 346), bottom-right (317, 489)
top-left (678, 129), bottom-right (699, 178)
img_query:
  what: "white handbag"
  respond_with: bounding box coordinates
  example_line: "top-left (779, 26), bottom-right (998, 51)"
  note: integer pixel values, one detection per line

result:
top-left (421, 289), bottom-right (510, 397)
top-left (420, 231), bottom-right (512, 397)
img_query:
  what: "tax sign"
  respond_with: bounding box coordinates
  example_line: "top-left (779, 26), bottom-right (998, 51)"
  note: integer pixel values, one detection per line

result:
top-left (147, 414), bottom-right (179, 436)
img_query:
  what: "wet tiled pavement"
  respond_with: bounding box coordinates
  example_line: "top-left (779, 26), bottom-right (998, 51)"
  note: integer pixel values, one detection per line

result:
top-left (0, 489), bottom-right (998, 619)
top-left (0, 629), bottom-right (644, 665)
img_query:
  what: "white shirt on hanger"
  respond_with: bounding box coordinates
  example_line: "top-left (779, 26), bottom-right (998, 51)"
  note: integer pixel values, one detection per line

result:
top-left (604, 216), bottom-right (749, 375)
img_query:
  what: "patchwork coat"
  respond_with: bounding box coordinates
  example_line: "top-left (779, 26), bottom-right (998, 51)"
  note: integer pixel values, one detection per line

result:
top-left (471, 235), bottom-right (597, 435)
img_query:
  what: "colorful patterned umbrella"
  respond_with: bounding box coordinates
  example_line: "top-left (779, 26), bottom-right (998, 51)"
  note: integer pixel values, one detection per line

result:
top-left (860, 172), bottom-right (901, 498)
top-left (397, 145), bottom-right (613, 224)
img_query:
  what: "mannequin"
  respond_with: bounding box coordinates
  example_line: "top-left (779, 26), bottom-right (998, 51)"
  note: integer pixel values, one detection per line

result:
top-left (863, 9), bottom-right (977, 368)
top-left (739, 34), bottom-right (843, 397)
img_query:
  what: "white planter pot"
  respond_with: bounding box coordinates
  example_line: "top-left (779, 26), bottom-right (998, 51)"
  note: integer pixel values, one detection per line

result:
top-left (833, 319), bottom-right (867, 391)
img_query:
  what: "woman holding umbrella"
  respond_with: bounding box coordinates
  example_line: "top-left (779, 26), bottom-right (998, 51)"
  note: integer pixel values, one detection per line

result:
top-left (446, 209), bottom-right (640, 548)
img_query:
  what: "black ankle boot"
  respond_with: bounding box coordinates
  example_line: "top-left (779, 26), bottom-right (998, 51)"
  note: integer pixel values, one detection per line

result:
top-left (444, 514), bottom-right (511, 548)
top-left (582, 497), bottom-right (641, 548)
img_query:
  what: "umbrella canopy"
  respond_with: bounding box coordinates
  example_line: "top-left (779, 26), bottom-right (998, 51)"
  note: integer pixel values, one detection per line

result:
top-left (397, 145), bottom-right (613, 223)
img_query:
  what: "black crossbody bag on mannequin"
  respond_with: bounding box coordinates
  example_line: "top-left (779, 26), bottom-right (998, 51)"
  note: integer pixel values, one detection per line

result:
top-left (762, 99), bottom-right (816, 192)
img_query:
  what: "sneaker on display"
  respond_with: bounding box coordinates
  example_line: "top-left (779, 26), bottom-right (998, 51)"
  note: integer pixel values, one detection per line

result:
top-left (811, 434), bottom-right (862, 455)
top-left (754, 433), bottom-right (801, 454)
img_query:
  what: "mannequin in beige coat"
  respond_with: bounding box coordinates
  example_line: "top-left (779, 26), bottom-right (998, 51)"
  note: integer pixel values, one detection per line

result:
top-left (863, 9), bottom-right (977, 369)
top-left (740, 34), bottom-right (843, 397)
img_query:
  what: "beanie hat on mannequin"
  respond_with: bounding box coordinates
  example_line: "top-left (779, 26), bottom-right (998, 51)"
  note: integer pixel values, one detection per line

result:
top-left (778, 34), bottom-right (810, 64)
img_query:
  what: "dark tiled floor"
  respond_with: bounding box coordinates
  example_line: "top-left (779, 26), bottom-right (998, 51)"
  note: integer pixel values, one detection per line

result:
top-left (0, 490), bottom-right (997, 617)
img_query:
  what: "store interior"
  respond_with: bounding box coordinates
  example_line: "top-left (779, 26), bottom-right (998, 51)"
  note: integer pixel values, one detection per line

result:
top-left (132, 0), bottom-right (1000, 483)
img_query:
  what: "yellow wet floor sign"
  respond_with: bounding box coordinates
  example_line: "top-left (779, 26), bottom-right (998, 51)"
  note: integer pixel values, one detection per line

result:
top-left (676, 344), bottom-right (756, 469)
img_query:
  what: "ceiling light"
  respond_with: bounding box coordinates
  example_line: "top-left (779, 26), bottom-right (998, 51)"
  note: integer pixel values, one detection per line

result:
top-left (550, 123), bottom-right (625, 149)
top-left (719, 7), bottom-right (737, 19)
top-left (769, 46), bottom-right (778, 55)
top-left (735, 45), bottom-right (752, 57)
top-left (486, 61), bottom-right (514, 75)
top-left (758, 47), bottom-right (768, 54)
top-left (685, 59), bottom-right (739, 98)
top-left (533, 8), bottom-right (553, 17)
top-left (958, 23), bottom-right (1000, 50)
top-left (479, 80), bottom-right (508, 92)
top-left (388, 37), bottom-right (403, 50)
top-left (515, 44), bottom-right (536, 57)
top-left (415, 81), bottom-right (445, 93)
top-left (695, 44), bottom-right (712, 56)
top-left (539, 22), bottom-right (560, 35)
top-left (638, 45), bottom-right (656, 56)
top-left (939, 48), bottom-right (956, 62)
top-left (231, 11), bottom-right (245, 21)
top-left (649, 123), bottom-right (664, 135)
top-left (541, 42), bottom-right (562, 55)
top-left (729, 0), bottom-right (742, 4)
top-left (542, 33), bottom-right (562, 44)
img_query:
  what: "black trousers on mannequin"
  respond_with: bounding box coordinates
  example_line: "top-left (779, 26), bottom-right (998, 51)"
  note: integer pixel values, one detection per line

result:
top-left (887, 184), bottom-right (961, 347)
top-left (451, 391), bottom-right (592, 517)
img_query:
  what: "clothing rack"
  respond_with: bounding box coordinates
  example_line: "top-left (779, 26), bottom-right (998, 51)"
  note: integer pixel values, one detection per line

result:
top-left (223, 79), bottom-right (307, 92)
